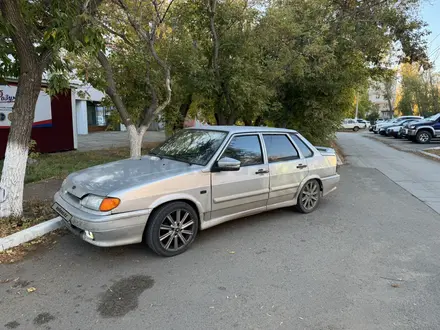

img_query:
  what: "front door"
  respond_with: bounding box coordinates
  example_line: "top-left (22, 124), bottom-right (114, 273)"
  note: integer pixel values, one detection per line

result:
top-left (262, 134), bottom-right (309, 206)
top-left (211, 134), bottom-right (269, 220)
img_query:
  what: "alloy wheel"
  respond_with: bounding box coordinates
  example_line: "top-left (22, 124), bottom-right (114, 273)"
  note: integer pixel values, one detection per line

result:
top-left (300, 180), bottom-right (319, 211)
top-left (418, 132), bottom-right (429, 143)
top-left (159, 209), bottom-right (195, 252)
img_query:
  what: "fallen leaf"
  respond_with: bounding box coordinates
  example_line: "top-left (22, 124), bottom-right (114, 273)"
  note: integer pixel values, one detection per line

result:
top-left (27, 287), bottom-right (36, 293)
top-left (391, 284), bottom-right (400, 288)
top-left (228, 251), bottom-right (235, 254)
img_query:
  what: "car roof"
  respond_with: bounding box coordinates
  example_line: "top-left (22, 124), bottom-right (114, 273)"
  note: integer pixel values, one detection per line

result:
top-left (187, 126), bottom-right (297, 134)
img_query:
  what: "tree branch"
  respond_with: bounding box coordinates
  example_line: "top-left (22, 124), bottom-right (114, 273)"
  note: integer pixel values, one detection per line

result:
top-left (97, 19), bottom-right (135, 47)
top-left (96, 50), bottom-right (133, 126)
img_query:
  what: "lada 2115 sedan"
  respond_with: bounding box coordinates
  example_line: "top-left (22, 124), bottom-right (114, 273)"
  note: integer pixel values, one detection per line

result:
top-left (53, 126), bottom-right (340, 256)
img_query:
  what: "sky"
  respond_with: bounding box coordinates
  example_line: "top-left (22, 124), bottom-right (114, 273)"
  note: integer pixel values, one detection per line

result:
top-left (421, 0), bottom-right (440, 69)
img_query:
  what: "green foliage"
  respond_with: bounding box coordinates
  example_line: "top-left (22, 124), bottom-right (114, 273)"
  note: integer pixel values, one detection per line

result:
top-left (0, 0), bottom-right (104, 90)
top-left (398, 64), bottom-right (440, 116)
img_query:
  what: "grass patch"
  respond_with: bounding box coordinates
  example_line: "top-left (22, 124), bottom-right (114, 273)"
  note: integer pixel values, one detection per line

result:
top-left (25, 148), bottom-right (130, 184)
top-left (0, 200), bottom-right (56, 238)
top-left (0, 142), bottom-right (161, 185)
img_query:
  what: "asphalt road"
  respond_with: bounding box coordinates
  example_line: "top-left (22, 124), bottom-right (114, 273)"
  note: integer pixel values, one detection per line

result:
top-left (2, 151), bottom-right (440, 329)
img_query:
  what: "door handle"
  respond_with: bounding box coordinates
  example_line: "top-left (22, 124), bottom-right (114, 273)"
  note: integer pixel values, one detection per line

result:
top-left (255, 169), bottom-right (269, 175)
top-left (296, 164), bottom-right (307, 169)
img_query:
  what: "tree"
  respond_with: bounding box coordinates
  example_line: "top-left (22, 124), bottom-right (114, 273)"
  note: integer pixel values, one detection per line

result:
top-left (0, 0), bottom-right (102, 217)
top-left (74, 0), bottom-right (173, 158)
top-left (397, 63), bottom-right (440, 116)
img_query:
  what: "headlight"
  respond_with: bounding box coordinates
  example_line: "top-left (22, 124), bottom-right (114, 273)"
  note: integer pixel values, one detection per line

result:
top-left (409, 125), bottom-right (415, 129)
top-left (81, 194), bottom-right (120, 212)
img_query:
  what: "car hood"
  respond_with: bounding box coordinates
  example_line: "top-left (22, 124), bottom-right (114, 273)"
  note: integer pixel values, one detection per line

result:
top-left (63, 156), bottom-right (202, 198)
top-left (413, 120), bottom-right (435, 127)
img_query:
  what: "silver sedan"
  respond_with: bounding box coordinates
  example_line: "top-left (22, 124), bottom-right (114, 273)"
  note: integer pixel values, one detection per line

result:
top-left (53, 126), bottom-right (340, 256)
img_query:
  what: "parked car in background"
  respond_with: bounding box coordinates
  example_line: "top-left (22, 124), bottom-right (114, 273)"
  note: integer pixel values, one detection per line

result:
top-left (373, 116), bottom-right (423, 134)
top-left (342, 119), bottom-right (363, 131)
top-left (357, 119), bottom-right (370, 129)
top-left (53, 126), bottom-right (340, 256)
top-left (405, 113), bottom-right (440, 143)
top-left (385, 119), bottom-right (422, 138)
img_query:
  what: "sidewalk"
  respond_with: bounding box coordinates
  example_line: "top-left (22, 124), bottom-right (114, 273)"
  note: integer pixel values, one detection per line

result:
top-left (78, 131), bottom-right (166, 151)
top-left (337, 132), bottom-right (440, 214)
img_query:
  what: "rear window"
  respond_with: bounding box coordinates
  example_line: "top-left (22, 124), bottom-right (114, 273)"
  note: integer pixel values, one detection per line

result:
top-left (290, 134), bottom-right (313, 158)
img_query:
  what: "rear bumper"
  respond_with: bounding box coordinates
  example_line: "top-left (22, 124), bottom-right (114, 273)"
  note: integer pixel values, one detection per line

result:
top-left (321, 174), bottom-right (340, 196)
top-left (53, 192), bottom-right (151, 247)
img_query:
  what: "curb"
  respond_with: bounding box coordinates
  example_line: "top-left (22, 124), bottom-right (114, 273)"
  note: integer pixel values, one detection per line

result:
top-left (0, 217), bottom-right (63, 252)
top-left (419, 150), bottom-right (440, 160)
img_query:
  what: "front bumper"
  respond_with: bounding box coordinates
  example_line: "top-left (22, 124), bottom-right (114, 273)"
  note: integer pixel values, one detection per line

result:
top-left (407, 129), bottom-right (417, 136)
top-left (53, 192), bottom-right (151, 247)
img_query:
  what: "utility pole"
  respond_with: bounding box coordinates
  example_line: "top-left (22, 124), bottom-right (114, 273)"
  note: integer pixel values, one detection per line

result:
top-left (355, 92), bottom-right (359, 119)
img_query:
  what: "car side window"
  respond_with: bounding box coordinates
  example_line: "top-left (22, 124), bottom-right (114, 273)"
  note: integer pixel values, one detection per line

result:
top-left (290, 134), bottom-right (313, 158)
top-left (222, 135), bottom-right (263, 166)
top-left (263, 134), bottom-right (299, 163)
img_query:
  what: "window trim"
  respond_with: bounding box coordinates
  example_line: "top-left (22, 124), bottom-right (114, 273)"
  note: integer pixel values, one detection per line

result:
top-left (288, 133), bottom-right (314, 158)
top-left (262, 133), bottom-right (300, 164)
top-left (215, 133), bottom-right (265, 168)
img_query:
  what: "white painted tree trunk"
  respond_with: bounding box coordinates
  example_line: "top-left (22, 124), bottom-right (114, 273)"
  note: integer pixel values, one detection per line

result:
top-left (0, 142), bottom-right (29, 217)
top-left (127, 125), bottom-right (147, 159)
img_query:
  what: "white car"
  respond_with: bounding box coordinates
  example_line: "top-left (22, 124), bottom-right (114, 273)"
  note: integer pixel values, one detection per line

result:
top-left (357, 119), bottom-right (370, 129)
top-left (341, 119), bottom-right (363, 131)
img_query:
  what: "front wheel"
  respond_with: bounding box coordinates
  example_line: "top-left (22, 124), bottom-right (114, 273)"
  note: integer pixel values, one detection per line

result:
top-left (145, 201), bottom-right (199, 257)
top-left (416, 130), bottom-right (432, 144)
top-left (296, 179), bottom-right (321, 213)
top-left (353, 126), bottom-right (359, 132)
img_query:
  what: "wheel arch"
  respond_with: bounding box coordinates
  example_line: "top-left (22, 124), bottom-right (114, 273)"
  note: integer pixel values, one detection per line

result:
top-left (416, 126), bottom-right (435, 135)
top-left (296, 175), bottom-right (323, 200)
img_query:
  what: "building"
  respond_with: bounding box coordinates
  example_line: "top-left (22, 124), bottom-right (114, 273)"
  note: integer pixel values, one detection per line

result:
top-left (74, 83), bottom-right (163, 135)
top-left (368, 81), bottom-right (397, 119)
top-left (0, 79), bottom-right (77, 157)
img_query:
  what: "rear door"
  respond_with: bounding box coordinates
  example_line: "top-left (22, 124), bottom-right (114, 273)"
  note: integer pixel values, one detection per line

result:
top-left (211, 134), bottom-right (269, 219)
top-left (262, 134), bottom-right (309, 207)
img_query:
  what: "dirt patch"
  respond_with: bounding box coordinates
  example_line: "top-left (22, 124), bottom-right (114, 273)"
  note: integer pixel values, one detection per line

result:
top-left (0, 229), bottom-right (66, 264)
top-left (0, 200), bottom-right (56, 238)
top-left (424, 148), bottom-right (440, 156)
top-left (97, 275), bottom-right (155, 318)
top-left (33, 312), bottom-right (55, 326)
top-left (4, 321), bottom-right (20, 329)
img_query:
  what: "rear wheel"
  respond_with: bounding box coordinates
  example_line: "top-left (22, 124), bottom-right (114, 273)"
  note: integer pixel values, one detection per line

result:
top-left (296, 179), bottom-right (321, 213)
top-left (145, 201), bottom-right (199, 257)
top-left (416, 130), bottom-right (432, 144)
top-left (353, 126), bottom-right (360, 132)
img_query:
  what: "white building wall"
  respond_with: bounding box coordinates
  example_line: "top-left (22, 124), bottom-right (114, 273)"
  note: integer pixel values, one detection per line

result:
top-left (76, 100), bottom-right (88, 135)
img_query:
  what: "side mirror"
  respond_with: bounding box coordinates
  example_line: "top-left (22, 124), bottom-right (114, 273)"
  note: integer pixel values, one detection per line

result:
top-left (217, 157), bottom-right (241, 171)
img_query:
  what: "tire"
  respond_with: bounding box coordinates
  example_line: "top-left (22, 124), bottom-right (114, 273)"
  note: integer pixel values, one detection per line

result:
top-left (145, 201), bottom-right (199, 257)
top-left (296, 179), bottom-right (321, 214)
top-left (373, 131), bottom-right (378, 134)
top-left (353, 126), bottom-right (359, 132)
top-left (416, 130), bottom-right (432, 144)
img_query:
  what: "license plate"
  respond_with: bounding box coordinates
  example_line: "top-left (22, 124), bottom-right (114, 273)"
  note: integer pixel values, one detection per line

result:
top-left (52, 203), bottom-right (72, 223)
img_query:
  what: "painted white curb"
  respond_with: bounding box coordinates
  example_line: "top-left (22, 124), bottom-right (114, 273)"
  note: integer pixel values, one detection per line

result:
top-left (419, 150), bottom-right (440, 160)
top-left (0, 216), bottom-right (63, 252)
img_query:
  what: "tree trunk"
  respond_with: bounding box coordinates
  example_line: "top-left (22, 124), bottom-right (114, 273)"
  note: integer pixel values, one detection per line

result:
top-left (173, 94), bottom-right (192, 131)
top-left (0, 73), bottom-right (41, 217)
top-left (0, 0), bottom-right (43, 217)
top-left (127, 124), bottom-right (147, 159)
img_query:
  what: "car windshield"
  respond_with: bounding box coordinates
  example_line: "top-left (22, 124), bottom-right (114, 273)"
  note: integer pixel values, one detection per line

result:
top-left (149, 129), bottom-right (227, 166)
top-left (424, 113), bottom-right (440, 121)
